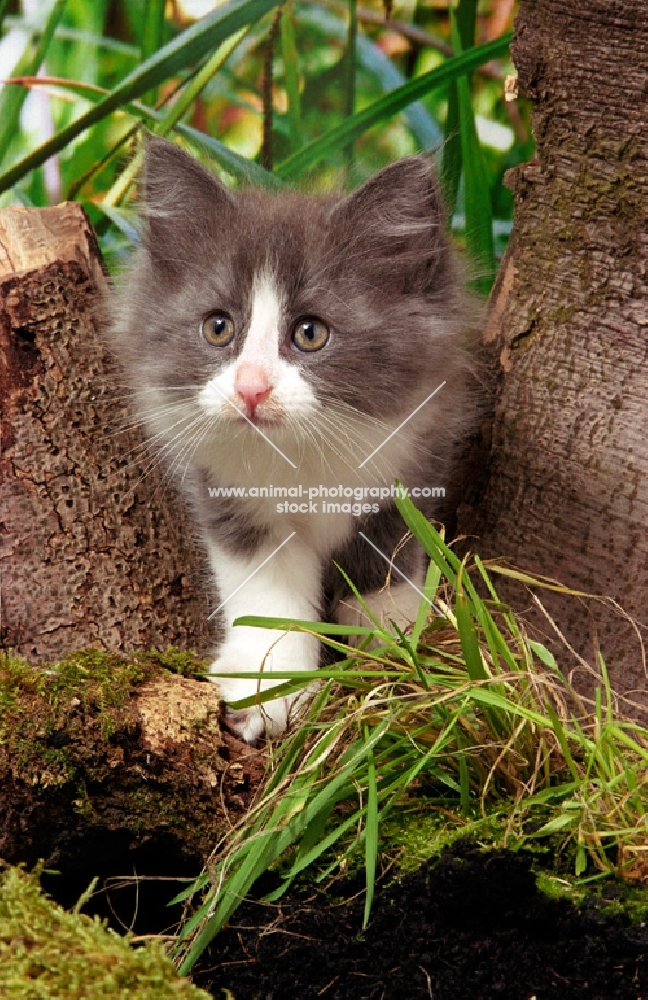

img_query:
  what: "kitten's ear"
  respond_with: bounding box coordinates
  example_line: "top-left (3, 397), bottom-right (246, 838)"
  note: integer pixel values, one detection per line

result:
top-left (331, 156), bottom-right (447, 290)
top-left (139, 135), bottom-right (235, 268)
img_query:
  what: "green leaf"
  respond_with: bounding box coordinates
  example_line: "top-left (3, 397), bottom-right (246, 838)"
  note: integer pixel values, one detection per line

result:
top-left (533, 812), bottom-right (579, 836)
top-left (232, 614), bottom-right (376, 635)
top-left (528, 640), bottom-right (557, 670)
top-left (450, 11), bottom-right (494, 292)
top-left (157, 26), bottom-right (250, 137)
top-left (441, 0), bottom-right (477, 216)
top-left (279, 2), bottom-right (304, 153)
top-left (140, 0), bottom-right (166, 106)
top-left (0, 0), bottom-right (10, 32)
top-left (410, 557), bottom-right (441, 650)
top-left (546, 703), bottom-right (581, 783)
top-left (0, 0), bottom-right (284, 195)
top-left (455, 579), bottom-right (487, 682)
top-left (575, 842), bottom-right (588, 876)
top-left (6, 76), bottom-right (279, 188)
top-left (0, 0), bottom-right (68, 170)
top-left (276, 32), bottom-right (512, 180)
top-left (177, 719), bottom-right (391, 972)
top-left (344, 0), bottom-right (358, 169)
top-left (394, 490), bottom-right (459, 588)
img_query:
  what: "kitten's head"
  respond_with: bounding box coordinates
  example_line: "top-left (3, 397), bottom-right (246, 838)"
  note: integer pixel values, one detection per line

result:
top-left (109, 137), bottom-right (470, 474)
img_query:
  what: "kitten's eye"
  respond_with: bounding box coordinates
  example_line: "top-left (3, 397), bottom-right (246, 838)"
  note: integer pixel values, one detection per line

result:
top-left (291, 317), bottom-right (330, 353)
top-left (202, 311), bottom-right (235, 347)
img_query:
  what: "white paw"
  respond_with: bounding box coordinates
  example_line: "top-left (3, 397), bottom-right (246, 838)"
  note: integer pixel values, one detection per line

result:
top-left (209, 630), bottom-right (318, 743)
top-left (224, 698), bottom-right (292, 743)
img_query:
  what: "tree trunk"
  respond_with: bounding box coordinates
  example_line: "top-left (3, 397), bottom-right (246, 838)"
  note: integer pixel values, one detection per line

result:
top-left (460, 1), bottom-right (648, 705)
top-left (0, 204), bottom-right (214, 661)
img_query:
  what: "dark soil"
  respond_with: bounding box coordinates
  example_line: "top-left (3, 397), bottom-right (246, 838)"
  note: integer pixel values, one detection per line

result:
top-left (193, 841), bottom-right (648, 1000)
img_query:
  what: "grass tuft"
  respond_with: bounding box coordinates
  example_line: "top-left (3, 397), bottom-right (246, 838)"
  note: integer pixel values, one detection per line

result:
top-left (173, 495), bottom-right (648, 973)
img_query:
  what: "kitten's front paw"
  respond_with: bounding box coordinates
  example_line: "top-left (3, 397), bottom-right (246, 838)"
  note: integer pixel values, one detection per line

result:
top-left (209, 632), bottom-right (318, 743)
top-left (224, 699), bottom-right (291, 743)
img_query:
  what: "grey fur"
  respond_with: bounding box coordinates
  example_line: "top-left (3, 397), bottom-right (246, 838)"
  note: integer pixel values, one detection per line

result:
top-left (107, 135), bottom-right (475, 632)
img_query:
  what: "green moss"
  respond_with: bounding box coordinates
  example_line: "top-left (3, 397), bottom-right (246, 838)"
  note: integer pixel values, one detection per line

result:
top-left (378, 805), bottom-right (522, 872)
top-left (0, 865), bottom-right (212, 999)
top-left (0, 646), bottom-right (210, 788)
top-left (386, 805), bottom-right (648, 926)
top-left (136, 647), bottom-right (210, 678)
top-left (537, 870), bottom-right (648, 924)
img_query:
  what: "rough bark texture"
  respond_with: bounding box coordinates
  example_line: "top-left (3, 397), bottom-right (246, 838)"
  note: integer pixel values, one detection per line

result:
top-left (0, 204), bottom-right (213, 661)
top-left (460, 1), bottom-right (648, 705)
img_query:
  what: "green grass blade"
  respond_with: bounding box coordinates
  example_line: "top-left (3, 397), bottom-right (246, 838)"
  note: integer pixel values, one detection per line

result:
top-left (233, 615), bottom-right (376, 636)
top-left (264, 804), bottom-right (361, 900)
top-left (178, 719), bottom-right (391, 972)
top-left (0, 0), bottom-right (68, 170)
top-left (458, 742), bottom-right (471, 810)
top-left (456, 0), bottom-right (478, 53)
top-left (344, 0), bottom-right (357, 170)
top-left (12, 77), bottom-right (279, 188)
top-left (156, 29), bottom-right (249, 137)
top-left (394, 491), bottom-right (459, 588)
top-left (0, 0), bottom-right (283, 195)
top-left (410, 557), bottom-right (441, 650)
top-left (279, 2), bottom-right (304, 153)
top-left (440, 0), bottom-right (477, 216)
top-left (455, 575), bottom-right (487, 682)
top-left (276, 32), bottom-right (512, 180)
top-left (141, 0), bottom-right (166, 106)
top-left (441, 82), bottom-right (461, 217)
top-left (174, 122), bottom-right (282, 187)
top-left (450, 11), bottom-right (494, 292)
top-left (363, 723), bottom-right (378, 928)
top-left (104, 25), bottom-right (251, 207)
top-left (546, 703), bottom-right (581, 783)
top-left (299, 4), bottom-right (442, 149)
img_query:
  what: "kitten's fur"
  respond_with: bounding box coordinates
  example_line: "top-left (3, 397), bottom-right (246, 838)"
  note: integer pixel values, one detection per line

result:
top-left (108, 136), bottom-right (474, 742)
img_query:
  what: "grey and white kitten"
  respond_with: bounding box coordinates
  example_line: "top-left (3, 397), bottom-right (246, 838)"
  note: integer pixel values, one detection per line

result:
top-left (109, 136), bottom-right (473, 742)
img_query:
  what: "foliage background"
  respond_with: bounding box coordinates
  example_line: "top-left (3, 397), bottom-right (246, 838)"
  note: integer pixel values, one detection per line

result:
top-left (0, 0), bottom-right (529, 284)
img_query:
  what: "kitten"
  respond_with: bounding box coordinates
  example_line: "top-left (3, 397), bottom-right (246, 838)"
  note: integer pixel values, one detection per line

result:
top-left (108, 136), bottom-right (473, 742)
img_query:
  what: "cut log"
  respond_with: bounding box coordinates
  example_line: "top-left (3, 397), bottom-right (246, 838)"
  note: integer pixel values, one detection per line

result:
top-left (0, 649), bottom-right (265, 871)
top-left (0, 203), bottom-right (214, 661)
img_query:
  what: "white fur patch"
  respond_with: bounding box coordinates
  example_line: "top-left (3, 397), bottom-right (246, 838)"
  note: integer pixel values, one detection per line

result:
top-left (207, 532), bottom-right (321, 741)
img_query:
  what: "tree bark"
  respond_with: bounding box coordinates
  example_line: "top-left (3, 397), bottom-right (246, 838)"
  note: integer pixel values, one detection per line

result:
top-left (0, 203), bottom-right (214, 661)
top-left (460, 1), bottom-right (648, 704)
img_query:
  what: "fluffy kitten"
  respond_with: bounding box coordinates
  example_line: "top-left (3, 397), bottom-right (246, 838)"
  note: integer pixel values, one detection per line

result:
top-left (108, 136), bottom-right (473, 742)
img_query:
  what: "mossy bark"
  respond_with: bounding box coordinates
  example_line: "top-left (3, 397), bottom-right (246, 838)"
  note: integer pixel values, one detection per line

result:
top-left (0, 650), bottom-right (265, 870)
top-left (461, 1), bottom-right (648, 706)
top-left (0, 203), bottom-right (213, 661)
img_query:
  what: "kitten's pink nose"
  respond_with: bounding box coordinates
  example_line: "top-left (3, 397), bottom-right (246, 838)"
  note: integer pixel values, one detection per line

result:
top-left (234, 363), bottom-right (273, 415)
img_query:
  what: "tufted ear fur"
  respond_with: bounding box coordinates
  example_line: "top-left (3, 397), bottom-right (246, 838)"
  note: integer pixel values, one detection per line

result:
top-left (328, 156), bottom-right (448, 293)
top-left (139, 135), bottom-right (236, 276)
